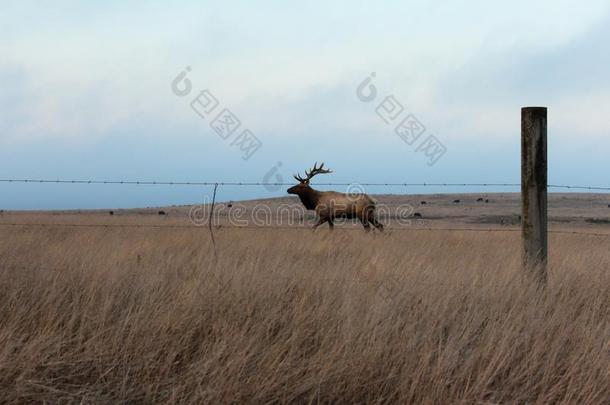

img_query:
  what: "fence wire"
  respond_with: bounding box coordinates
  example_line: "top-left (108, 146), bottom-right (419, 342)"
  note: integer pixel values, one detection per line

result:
top-left (1, 177), bottom-right (608, 238)
top-left (1, 178), bottom-right (610, 191)
top-left (0, 222), bottom-right (609, 238)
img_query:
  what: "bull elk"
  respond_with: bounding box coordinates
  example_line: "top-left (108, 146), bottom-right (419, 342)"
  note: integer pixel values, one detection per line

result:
top-left (287, 163), bottom-right (383, 231)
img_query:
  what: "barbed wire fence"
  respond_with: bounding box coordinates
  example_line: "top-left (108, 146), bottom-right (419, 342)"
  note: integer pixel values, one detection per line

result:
top-left (2, 178), bottom-right (610, 190)
top-left (2, 175), bottom-right (609, 301)
top-left (1, 177), bottom-right (609, 238)
top-left (1, 223), bottom-right (610, 238)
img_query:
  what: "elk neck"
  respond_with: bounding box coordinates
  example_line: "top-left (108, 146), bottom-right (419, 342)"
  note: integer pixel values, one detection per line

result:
top-left (296, 186), bottom-right (321, 210)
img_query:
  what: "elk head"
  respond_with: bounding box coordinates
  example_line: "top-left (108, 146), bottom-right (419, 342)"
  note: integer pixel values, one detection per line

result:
top-left (287, 162), bottom-right (333, 195)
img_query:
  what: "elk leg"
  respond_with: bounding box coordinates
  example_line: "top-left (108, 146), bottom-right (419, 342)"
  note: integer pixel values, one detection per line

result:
top-left (359, 215), bottom-right (371, 231)
top-left (327, 217), bottom-right (334, 230)
top-left (372, 218), bottom-right (384, 231)
top-left (369, 211), bottom-right (384, 231)
top-left (313, 217), bottom-right (328, 230)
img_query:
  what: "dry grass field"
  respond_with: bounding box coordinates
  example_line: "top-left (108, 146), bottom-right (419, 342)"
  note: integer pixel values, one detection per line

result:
top-left (0, 194), bottom-right (609, 403)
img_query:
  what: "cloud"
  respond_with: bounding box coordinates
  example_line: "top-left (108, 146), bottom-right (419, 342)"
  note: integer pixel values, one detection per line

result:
top-left (427, 11), bottom-right (610, 141)
top-left (2, 0), bottom-right (610, 146)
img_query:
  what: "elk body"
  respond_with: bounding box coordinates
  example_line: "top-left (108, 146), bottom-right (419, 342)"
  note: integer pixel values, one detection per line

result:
top-left (287, 163), bottom-right (383, 231)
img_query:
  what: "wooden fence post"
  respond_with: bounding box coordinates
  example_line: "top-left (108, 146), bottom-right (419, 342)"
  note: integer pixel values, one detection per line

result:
top-left (521, 107), bottom-right (548, 284)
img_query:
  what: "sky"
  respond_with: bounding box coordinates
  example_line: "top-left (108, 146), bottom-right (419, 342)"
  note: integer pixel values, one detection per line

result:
top-left (1, 0), bottom-right (610, 209)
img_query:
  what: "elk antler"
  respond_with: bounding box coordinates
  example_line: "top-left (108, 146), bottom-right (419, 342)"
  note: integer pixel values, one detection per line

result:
top-left (305, 162), bottom-right (333, 180)
top-left (293, 162), bottom-right (333, 184)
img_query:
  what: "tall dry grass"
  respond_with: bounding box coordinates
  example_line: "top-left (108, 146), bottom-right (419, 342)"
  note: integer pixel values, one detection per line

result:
top-left (0, 224), bottom-right (608, 403)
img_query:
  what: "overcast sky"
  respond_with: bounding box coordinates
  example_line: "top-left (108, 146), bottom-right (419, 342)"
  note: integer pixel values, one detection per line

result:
top-left (2, 1), bottom-right (610, 209)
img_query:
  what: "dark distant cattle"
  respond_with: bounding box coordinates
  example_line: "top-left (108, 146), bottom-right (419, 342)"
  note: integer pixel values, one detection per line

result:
top-left (485, 199), bottom-right (490, 203)
top-left (453, 199), bottom-right (461, 204)
top-left (420, 201), bottom-right (427, 205)
top-left (414, 212), bottom-right (423, 219)
top-left (158, 210), bottom-right (166, 216)
top-left (109, 211), bottom-right (114, 216)
top-left (477, 198), bottom-right (484, 202)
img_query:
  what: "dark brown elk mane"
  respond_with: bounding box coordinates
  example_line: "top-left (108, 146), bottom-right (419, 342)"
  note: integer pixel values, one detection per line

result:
top-left (287, 163), bottom-right (383, 231)
top-left (295, 189), bottom-right (320, 210)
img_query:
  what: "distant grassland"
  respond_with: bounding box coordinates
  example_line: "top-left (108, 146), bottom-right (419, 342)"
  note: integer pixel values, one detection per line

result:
top-left (0, 217), bottom-right (609, 403)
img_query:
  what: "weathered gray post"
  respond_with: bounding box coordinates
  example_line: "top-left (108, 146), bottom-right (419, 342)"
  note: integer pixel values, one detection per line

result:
top-left (521, 107), bottom-right (548, 284)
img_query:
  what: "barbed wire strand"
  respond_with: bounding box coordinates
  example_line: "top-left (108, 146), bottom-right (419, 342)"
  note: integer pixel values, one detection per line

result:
top-left (0, 222), bottom-right (609, 237)
top-left (1, 178), bottom-right (610, 191)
